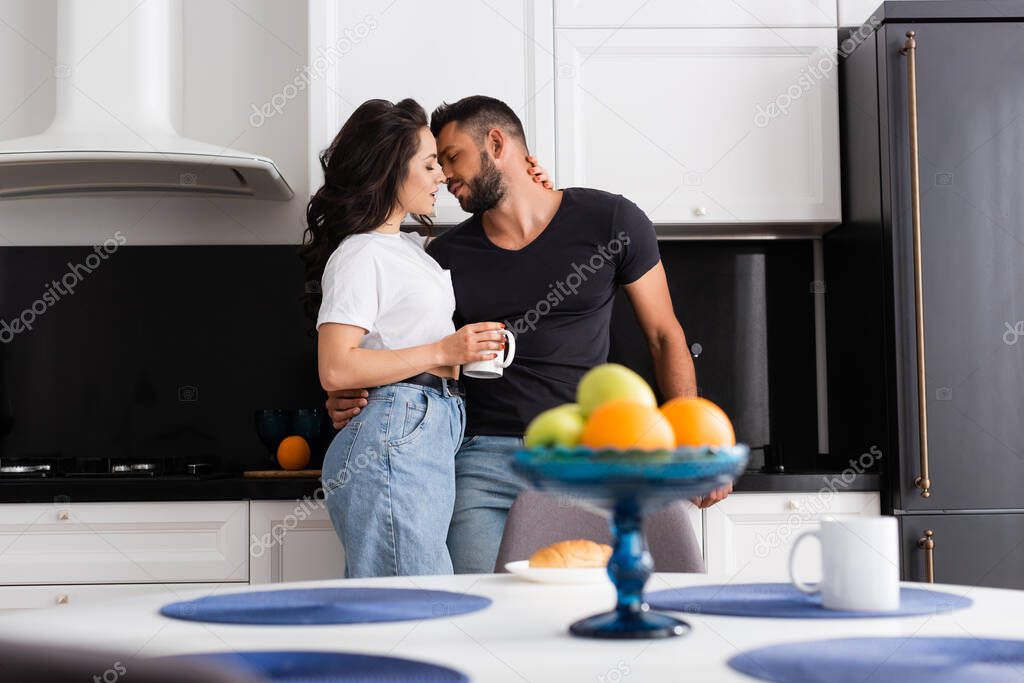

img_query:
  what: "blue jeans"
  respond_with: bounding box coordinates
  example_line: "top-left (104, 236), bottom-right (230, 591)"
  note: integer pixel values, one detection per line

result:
top-left (321, 381), bottom-right (466, 577)
top-left (446, 435), bottom-right (530, 574)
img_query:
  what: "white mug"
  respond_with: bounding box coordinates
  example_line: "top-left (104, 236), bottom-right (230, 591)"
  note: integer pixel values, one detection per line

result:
top-left (462, 329), bottom-right (516, 379)
top-left (788, 516), bottom-right (900, 611)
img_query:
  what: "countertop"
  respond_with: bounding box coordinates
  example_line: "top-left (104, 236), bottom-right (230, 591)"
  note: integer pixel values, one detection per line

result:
top-left (0, 572), bottom-right (1014, 682)
top-left (0, 470), bottom-right (881, 503)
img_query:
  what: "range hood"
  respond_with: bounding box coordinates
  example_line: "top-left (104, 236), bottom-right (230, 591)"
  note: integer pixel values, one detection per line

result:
top-left (0, 0), bottom-right (293, 200)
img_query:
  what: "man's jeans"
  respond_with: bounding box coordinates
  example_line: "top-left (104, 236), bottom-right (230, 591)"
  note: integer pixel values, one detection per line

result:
top-left (321, 381), bottom-right (466, 577)
top-left (446, 434), bottom-right (530, 574)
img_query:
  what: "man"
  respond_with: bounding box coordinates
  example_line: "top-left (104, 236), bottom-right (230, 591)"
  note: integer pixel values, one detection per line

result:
top-left (326, 95), bottom-right (730, 573)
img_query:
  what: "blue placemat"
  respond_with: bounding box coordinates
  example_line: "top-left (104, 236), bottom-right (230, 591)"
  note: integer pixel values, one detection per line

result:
top-left (162, 650), bottom-right (468, 682)
top-left (646, 583), bottom-right (971, 618)
top-left (160, 588), bottom-right (491, 625)
top-left (729, 637), bottom-right (1024, 683)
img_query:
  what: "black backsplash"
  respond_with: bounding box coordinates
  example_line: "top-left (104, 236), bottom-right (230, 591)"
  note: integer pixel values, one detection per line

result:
top-left (0, 240), bottom-right (822, 474)
top-left (609, 240), bottom-right (821, 471)
top-left (0, 246), bottom-right (323, 470)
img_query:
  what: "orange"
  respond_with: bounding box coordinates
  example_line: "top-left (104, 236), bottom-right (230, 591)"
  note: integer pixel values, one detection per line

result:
top-left (580, 399), bottom-right (676, 451)
top-left (659, 397), bottom-right (736, 447)
top-left (277, 435), bottom-right (311, 470)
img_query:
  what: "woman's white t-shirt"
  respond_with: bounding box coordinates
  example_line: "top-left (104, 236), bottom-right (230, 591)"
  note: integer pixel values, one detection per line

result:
top-left (316, 231), bottom-right (457, 350)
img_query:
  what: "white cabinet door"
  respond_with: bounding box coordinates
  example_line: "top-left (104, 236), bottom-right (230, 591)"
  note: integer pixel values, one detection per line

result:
top-left (555, 1), bottom-right (837, 28)
top-left (0, 502), bottom-right (249, 585)
top-left (839, 0), bottom-right (881, 27)
top-left (249, 501), bottom-right (346, 584)
top-left (0, 583), bottom-right (233, 612)
top-left (704, 492), bottom-right (881, 582)
top-left (555, 28), bottom-right (840, 225)
top-left (308, 0), bottom-right (556, 223)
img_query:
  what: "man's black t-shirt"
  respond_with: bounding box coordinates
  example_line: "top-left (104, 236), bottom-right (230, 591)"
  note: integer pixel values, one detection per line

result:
top-left (426, 187), bottom-right (661, 437)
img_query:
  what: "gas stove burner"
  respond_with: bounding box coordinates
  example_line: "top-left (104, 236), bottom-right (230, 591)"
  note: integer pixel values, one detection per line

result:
top-left (110, 462), bottom-right (158, 475)
top-left (0, 464), bottom-right (51, 474)
top-left (0, 463), bottom-right (53, 478)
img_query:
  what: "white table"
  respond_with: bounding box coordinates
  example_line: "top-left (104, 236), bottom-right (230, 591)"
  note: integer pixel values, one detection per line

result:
top-left (1, 573), bottom-right (1022, 682)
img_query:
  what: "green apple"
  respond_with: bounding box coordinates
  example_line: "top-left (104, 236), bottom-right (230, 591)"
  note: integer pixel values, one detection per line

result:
top-left (524, 403), bottom-right (586, 449)
top-left (576, 363), bottom-right (656, 417)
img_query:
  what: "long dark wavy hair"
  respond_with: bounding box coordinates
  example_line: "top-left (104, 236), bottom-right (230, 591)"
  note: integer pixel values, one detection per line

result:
top-left (300, 98), bottom-right (432, 320)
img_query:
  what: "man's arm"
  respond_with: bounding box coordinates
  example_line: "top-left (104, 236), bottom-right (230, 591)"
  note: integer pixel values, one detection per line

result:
top-left (622, 261), bottom-right (696, 400)
top-left (326, 389), bottom-right (368, 430)
top-left (622, 261), bottom-right (730, 509)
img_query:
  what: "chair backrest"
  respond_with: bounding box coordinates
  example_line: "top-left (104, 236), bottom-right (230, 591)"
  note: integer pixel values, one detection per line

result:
top-left (494, 490), bottom-right (705, 573)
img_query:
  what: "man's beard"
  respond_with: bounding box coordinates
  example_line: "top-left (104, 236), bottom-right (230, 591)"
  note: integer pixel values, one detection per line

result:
top-left (457, 151), bottom-right (507, 214)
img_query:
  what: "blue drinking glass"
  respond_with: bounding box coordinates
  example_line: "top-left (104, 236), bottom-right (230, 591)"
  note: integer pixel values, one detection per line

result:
top-left (513, 444), bottom-right (749, 639)
top-left (291, 408), bottom-right (325, 446)
top-left (254, 409), bottom-right (290, 463)
top-left (292, 408), bottom-right (327, 465)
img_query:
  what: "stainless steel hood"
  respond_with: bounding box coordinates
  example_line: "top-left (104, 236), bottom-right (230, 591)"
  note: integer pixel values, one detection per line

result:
top-left (0, 0), bottom-right (293, 201)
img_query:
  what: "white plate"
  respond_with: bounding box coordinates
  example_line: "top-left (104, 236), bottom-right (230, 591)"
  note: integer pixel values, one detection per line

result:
top-left (504, 560), bottom-right (609, 585)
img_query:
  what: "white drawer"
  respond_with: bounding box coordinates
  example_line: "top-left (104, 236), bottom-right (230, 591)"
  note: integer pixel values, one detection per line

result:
top-left (704, 491), bottom-right (881, 582)
top-left (0, 582), bottom-right (234, 611)
top-left (0, 501), bottom-right (249, 585)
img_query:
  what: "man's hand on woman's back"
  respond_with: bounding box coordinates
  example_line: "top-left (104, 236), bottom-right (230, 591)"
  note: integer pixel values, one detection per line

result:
top-left (325, 389), bottom-right (369, 429)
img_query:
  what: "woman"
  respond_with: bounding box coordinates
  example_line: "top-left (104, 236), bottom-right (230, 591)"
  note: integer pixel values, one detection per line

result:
top-left (301, 98), bottom-right (549, 577)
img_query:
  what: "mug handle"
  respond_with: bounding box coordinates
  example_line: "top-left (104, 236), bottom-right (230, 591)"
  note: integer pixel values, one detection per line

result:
top-left (500, 329), bottom-right (516, 368)
top-left (789, 530), bottom-right (821, 594)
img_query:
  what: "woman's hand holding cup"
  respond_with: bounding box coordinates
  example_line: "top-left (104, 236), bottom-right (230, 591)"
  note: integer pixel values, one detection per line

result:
top-left (437, 322), bottom-right (507, 366)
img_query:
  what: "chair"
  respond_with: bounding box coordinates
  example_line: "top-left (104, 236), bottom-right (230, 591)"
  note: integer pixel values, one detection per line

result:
top-left (0, 640), bottom-right (256, 683)
top-left (494, 490), bottom-right (705, 573)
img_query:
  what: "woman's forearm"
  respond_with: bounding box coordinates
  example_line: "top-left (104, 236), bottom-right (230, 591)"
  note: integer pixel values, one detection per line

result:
top-left (319, 342), bottom-right (444, 391)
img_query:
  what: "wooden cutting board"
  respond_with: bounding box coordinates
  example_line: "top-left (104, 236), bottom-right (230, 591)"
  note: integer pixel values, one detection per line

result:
top-left (243, 469), bottom-right (322, 478)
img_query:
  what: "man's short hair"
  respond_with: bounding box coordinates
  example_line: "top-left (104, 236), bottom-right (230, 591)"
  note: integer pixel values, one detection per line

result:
top-left (430, 95), bottom-right (528, 149)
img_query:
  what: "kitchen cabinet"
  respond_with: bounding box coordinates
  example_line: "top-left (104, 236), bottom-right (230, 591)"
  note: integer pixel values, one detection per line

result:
top-left (703, 492), bottom-right (881, 582)
top-left (554, 27), bottom-right (841, 225)
top-left (0, 491), bottom-right (894, 610)
top-left (307, 0), bottom-right (556, 223)
top-left (900, 514), bottom-right (1024, 590)
top-left (554, 0), bottom-right (838, 28)
top-left (0, 501), bottom-right (248, 585)
top-left (0, 499), bottom-right (346, 610)
top-left (249, 500), bottom-right (345, 584)
top-left (0, 583), bottom-right (231, 612)
top-left (827, 2), bottom-right (1024, 587)
top-left (839, 0), bottom-right (882, 27)
top-left (880, 19), bottom-right (1024, 514)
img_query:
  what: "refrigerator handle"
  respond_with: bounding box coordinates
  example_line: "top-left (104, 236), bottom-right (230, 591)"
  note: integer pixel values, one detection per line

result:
top-left (917, 529), bottom-right (935, 583)
top-left (899, 31), bottom-right (932, 499)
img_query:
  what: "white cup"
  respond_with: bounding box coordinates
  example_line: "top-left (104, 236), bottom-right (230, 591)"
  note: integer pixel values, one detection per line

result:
top-left (462, 329), bottom-right (516, 379)
top-left (788, 516), bottom-right (900, 611)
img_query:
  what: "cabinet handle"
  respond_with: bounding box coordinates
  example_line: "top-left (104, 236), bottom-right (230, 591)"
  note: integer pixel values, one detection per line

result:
top-left (899, 31), bottom-right (931, 499)
top-left (57, 510), bottom-right (70, 521)
top-left (56, 593), bottom-right (70, 605)
top-left (917, 529), bottom-right (935, 583)
top-left (787, 499), bottom-right (801, 511)
top-left (693, 207), bottom-right (707, 217)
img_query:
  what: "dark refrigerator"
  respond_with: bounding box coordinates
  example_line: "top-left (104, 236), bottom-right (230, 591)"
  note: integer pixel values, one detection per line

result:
top-left (827, 1), bottom-right (1024, 588)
